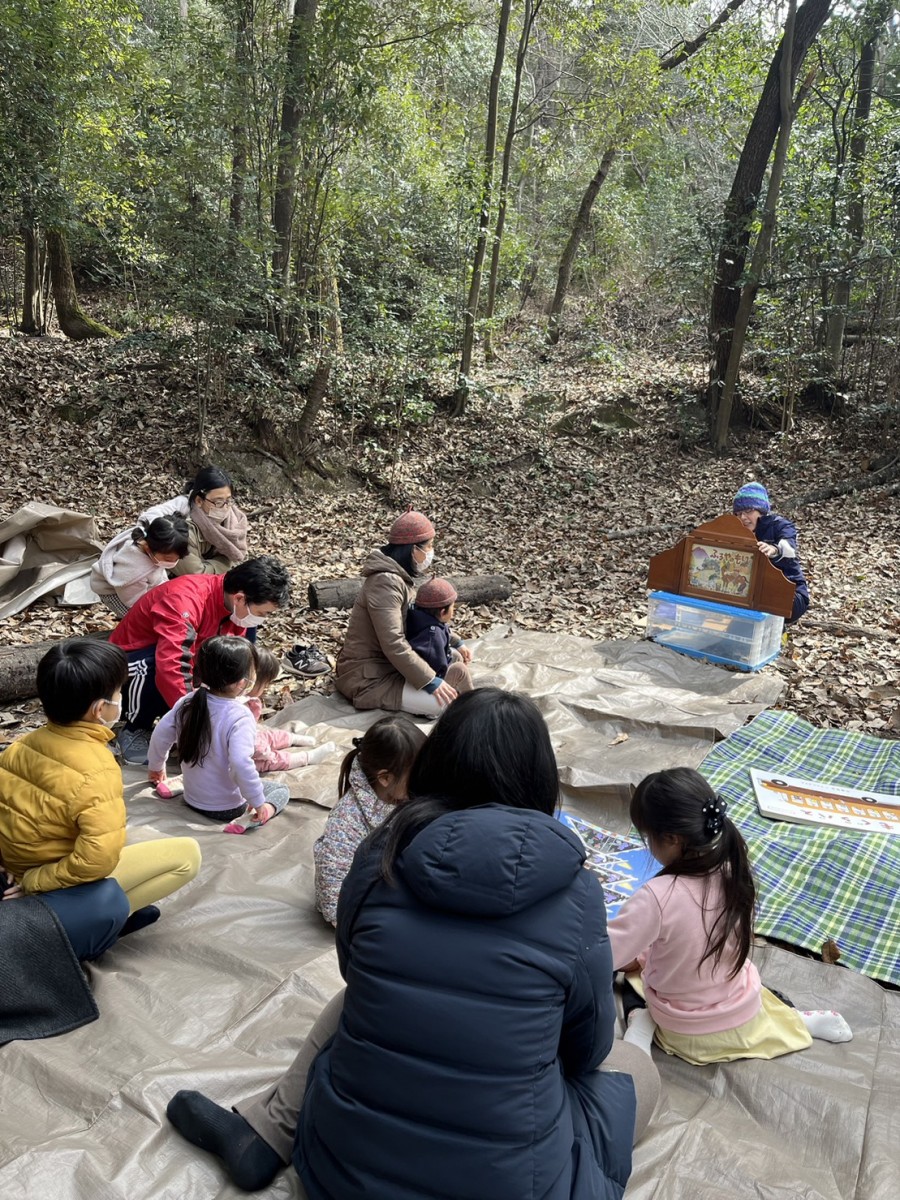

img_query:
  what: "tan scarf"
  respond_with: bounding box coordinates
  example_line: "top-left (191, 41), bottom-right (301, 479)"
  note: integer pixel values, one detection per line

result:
top-left (190, 501), bottom-right (249, 563)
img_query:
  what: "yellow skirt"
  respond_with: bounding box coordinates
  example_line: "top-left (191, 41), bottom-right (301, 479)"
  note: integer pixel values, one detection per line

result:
top-left (654, 988), bottom-right (813, 1065)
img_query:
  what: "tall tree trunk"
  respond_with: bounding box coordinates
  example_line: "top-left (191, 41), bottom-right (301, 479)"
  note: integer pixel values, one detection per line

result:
top-left (546, 148), bottom-right (616, 345)
top-left (46, 229), bottom-right (114, 340)
top-left (451, 0), bottom-right (513, 416)
top-left (484, 0), bottom-right (538, 362)
top-left (823, 21), bottom-right (882, 376)
top-left (272, 0), bottom-right (318, 289)
top-left (706, 0), bottom-right (832, 423)
top-left (713, 1), bottom-right (801, 452)
top-left (295, 357), bottom-right (332, 452)
top-left (19, 225), bottom-right (43, 335)
top-left (229, 0), bottom-right (253, 231)
top-left (545, 0), bottom-right (751, 346)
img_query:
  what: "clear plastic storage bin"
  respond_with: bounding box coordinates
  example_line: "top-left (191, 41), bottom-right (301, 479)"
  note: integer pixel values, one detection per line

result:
top-left (647, 590), bottom-right (784, 672)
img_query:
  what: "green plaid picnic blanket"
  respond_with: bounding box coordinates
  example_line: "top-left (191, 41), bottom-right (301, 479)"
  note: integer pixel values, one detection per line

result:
top-left (699, 709), bottom-right (900, 986)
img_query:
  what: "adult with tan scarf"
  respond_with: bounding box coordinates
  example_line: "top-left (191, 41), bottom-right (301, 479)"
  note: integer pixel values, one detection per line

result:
top-left (334, 509), bottom-right (472, 717)
top-left (139, 466), bottom-right (249, 576)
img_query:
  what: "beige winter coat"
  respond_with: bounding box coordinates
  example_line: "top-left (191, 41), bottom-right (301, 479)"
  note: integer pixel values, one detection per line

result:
top-left (334, 550), bottom-right (435, 710)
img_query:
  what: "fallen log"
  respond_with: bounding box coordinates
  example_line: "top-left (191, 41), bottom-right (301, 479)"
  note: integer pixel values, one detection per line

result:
top-left (308, 573), bottom-right (513, 612)
top-left (0, 630), bottom-right (113, 704)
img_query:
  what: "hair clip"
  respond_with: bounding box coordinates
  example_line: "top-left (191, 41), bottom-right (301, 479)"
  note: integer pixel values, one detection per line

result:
top-left (702, 795), bottom-right (728, 838)
top-left (352, 736), bottom-right (362, 749)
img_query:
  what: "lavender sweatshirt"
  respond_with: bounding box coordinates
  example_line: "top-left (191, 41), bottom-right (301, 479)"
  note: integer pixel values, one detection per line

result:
top-left (148, 691), bottom-right (267, 813)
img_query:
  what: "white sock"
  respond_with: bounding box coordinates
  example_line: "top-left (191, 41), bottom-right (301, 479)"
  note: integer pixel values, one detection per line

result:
top-left (305, 741), bottom-right (336, 765)
top-left (623, 1007), bottom-right (656, 1057)
top-left (799, 1010), bottom-right (852, 1043)
top-left (289, 733), bottom-right (316, 747)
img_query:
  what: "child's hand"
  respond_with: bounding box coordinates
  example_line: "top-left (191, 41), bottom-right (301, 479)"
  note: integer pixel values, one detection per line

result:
top-left (619, 960), bottom-right (643, 975)
top-left (457, 645), bottom-right (473, 664)
top-left (433, 679), bottom-right (458, 708)
top-left (2, 875), bottom-right (24, 901)
top-left (148, 769), bottom-right (166, 785)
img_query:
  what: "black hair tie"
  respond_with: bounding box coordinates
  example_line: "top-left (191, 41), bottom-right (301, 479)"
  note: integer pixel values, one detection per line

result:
top-left (352, 736), bottom-right (362, 749)
top-left (702, 795), bottom-right (727, 839)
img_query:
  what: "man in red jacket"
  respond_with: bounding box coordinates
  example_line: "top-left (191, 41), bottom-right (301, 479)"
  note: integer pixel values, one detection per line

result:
top-left (110, 556), bottom-right (291, 764)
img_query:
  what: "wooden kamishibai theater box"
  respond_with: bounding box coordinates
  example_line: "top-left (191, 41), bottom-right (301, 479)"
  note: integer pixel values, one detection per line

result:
top-left (646, 515), bottom-right (796, 672)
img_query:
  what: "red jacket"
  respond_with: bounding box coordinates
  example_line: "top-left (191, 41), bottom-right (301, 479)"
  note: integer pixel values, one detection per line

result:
top-left (109, 574), bottom-right (245, 707)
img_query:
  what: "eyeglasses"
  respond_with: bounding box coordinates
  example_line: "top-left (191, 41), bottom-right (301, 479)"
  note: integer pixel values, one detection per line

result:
top-left (202, 495), bottom-right (234, 510)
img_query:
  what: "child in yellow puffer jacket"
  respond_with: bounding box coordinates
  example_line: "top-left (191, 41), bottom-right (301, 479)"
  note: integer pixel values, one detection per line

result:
top-left (0, 640), bottom-right (201, 961)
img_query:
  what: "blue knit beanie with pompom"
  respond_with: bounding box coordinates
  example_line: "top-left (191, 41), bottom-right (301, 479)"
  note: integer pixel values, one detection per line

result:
top-left (733, 482), bottom-right (771, 514)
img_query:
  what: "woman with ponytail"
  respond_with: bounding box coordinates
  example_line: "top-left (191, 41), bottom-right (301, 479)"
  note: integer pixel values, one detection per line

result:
top-left (146, 637), bottom-right (290, 834)
top-left (608, 767), bottom-right (852, 1064)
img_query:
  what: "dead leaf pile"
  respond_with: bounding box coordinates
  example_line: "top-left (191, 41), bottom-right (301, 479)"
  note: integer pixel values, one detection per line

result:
top-left (0, 326), bottom-right (897, 743)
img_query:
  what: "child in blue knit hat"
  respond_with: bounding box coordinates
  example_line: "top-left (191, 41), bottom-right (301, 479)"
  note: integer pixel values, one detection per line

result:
top-left (732, 483), bottom-right (809, 623)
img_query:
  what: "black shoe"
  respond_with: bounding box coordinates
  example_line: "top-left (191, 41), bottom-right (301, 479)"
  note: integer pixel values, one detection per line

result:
top-left (282, 644), bottom-right (330, 677)
top-left (119, 905), bottom-right (160, 937)
top-left (167, 1091), bottom-right (283, 1191)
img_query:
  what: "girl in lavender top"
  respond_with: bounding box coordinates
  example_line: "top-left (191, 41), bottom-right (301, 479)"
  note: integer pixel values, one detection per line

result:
top-left (148, 637), bottom-right (291, 834)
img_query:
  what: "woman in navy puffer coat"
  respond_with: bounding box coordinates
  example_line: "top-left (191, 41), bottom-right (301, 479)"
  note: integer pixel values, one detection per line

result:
top-left (167, 688), bottom-right (644, 1198)
top-left (299, 688), bottom-right (636, 1200)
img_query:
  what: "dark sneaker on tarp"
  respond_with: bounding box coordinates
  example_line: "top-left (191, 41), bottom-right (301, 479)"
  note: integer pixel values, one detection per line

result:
top-left (282, 644), bottom-right (331, 678)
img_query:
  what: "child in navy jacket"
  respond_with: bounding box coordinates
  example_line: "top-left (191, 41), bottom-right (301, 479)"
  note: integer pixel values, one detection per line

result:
top-left (733, 483), bottom-right (809, 623)
top-left (405, 577), bottom-right (474, 693)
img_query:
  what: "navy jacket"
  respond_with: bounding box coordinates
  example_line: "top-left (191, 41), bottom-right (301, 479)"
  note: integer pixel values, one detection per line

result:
top-left (754, 513), bottom-right (810, 622)
top-left (294, 805), bottom-right (635, 1200)
top-left (405, 604), bottom-right (453, 677)
top-left (754, 514), bottom-right (808, 596)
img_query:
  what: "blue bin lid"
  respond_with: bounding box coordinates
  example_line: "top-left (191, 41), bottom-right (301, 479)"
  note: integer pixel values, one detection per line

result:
top-left (648, 590), bottom-right (769, 621)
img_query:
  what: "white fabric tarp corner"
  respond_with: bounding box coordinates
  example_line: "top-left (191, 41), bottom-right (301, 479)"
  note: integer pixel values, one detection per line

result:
top-left (0, 502), bottom-right (101, 618)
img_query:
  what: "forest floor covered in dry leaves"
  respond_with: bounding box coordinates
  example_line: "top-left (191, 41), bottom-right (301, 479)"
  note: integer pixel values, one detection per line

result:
top-left (1, 322), bottom-right (898, 743)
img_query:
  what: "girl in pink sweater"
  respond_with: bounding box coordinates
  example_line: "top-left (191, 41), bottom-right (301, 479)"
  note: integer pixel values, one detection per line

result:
top-left (607, 768), bottom-right (852, 1064)
top-left (245, 648), bottom-right (334, 772)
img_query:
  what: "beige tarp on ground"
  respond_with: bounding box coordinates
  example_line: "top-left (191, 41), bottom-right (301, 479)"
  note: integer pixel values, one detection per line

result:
top-left (0, 502), bottom-right (101, 618)
top-left (2, 630), bottom-right (897, 1199)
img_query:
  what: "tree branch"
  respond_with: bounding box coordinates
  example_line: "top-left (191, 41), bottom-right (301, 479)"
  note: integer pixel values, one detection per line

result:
top-left (660, 0), bottom-right (751, 70)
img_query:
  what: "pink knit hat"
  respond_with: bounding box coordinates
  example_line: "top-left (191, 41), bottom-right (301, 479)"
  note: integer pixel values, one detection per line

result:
top-left (388, 507), bottom-right (435, 546)
top-left (416, 577), bottom-right (457, 610)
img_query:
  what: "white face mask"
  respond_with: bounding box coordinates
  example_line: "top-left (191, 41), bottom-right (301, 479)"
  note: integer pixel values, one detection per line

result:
top-left (98, 699), bottom-right (121, 727)
top-left (231, 598), bottom-right (266, 629)
top-left (415, 547), bottom-right (435, 574)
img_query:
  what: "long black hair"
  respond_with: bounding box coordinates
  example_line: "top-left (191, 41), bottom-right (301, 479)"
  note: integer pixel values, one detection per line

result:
top-left (630, 767), bottom-right (755, 980)
top-left (132, 515), bottom-right (189, 557)
top-left (338, 714), bottom-right (425, 799)
top-left (176, 636), bottom-right (255, 766)
top-left (379, 687), bottom-right (559, 882)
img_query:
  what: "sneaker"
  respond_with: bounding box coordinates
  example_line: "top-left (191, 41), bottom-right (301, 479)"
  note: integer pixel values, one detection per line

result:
top-left (119, 726), bottom-right (152, 766)
top-left (282, 644), bottom-right (331, 677)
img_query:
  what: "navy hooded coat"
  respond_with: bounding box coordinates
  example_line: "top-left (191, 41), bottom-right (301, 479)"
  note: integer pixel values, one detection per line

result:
top-left (293, 805), bottom-right (636, 1200)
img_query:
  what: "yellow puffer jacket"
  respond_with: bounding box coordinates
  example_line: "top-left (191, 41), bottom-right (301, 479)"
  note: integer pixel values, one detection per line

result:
top-left (0, 721), bottom-right (126, 893)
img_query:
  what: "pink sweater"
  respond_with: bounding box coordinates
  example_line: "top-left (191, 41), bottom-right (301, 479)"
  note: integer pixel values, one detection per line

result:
top-left (607, 872), bottom-right (761, 1035)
